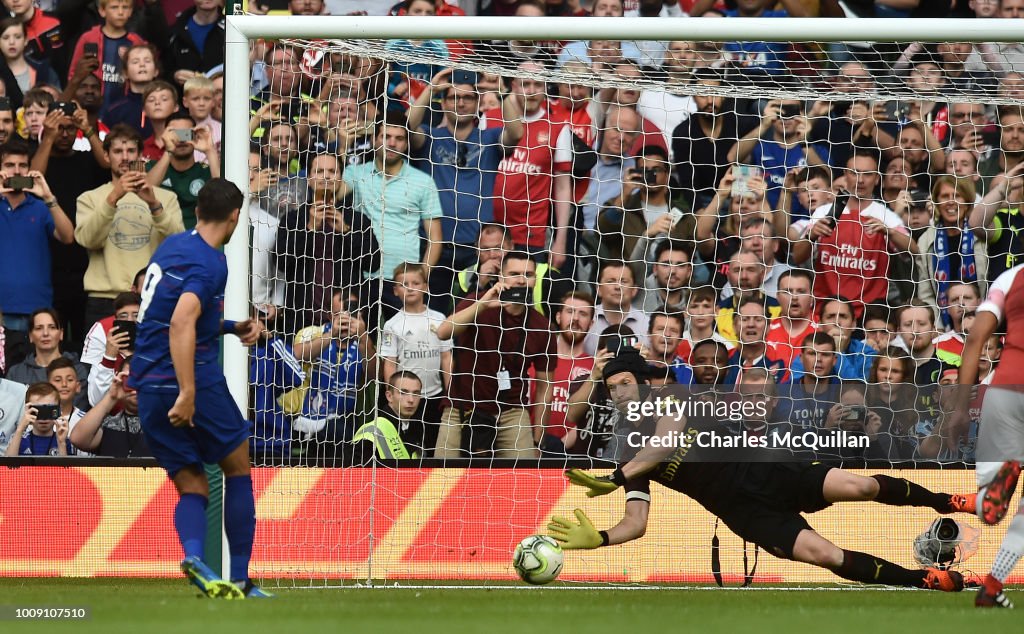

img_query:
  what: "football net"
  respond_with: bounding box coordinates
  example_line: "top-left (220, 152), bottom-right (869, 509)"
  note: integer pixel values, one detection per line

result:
top-left (231, 16), bottom-right (1021, 586)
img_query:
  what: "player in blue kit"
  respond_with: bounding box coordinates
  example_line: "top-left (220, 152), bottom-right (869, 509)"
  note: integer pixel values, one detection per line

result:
top-left (130, 178), bottom-right (270, 599)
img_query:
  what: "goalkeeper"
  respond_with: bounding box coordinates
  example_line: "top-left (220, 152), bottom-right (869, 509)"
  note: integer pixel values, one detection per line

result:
top-left (548, 356), bottom-right (976, 591)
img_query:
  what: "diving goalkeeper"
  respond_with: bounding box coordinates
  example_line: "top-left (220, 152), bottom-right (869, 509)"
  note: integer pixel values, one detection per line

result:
top-left (548, 355), bottom-right (976, 591)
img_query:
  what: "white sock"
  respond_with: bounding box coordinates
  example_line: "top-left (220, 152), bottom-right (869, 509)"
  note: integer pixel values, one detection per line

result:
top-left (992, 513), bottom-right (1024, 583)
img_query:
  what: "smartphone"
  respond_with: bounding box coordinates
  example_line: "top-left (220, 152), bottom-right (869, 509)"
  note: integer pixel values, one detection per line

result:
top-left (112, 319), bottom-right (137, 349)
top-left (84, 43), bottom-right (99, 57)
top-left (0, 96), bottom-right (10, 111)
top-left (4, 175), bottom-right (33, 191)
top-left (780, 103), bottom-right (802, 119)
top-left (172, 128), bottom-right (194, 142)
top-left (452, 69), bottom-right (477, 87)
top-left (499, 286), bottom-right (529, 304)
top-left (32, 403), bottom-right (62, 420)
top-left (608, 335), bottom-right (640, 357)
top-left (49, 101), bottom-right (77, 116)
top-left (731, 165), bottom-right (763, 199)
top-left (668, 207), bottom-right (685, 229)
top-left (825, 188), bottom-right (851, 228)
top-left (884, 101), bottom-right (910, 121)
top-left (129, 159), bottom-right (146, 173)
top-left (841, 404), bottom-right (868, 423)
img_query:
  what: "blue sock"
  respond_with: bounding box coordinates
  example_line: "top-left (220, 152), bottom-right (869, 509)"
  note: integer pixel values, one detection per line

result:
top-left (225, 475), bottom-right (256, 583)
top-left (174, 493), bottom-right (208, 560)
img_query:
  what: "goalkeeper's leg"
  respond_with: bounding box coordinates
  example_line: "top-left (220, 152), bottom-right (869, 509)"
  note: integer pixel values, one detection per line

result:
top-left (792, 529), bottom-right (963, 591)
top-left (822, 469), bottom-right (976, 515)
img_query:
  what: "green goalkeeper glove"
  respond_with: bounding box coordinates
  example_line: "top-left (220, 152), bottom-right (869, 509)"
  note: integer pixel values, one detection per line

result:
top-left (548, 509), bottom-right (604, 550)
top-left (565, 468), bottom-right (626, 498)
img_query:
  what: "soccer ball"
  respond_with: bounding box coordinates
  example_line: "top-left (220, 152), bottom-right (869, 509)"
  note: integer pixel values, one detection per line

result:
top-left (512, 535), bottom-right (564, 585)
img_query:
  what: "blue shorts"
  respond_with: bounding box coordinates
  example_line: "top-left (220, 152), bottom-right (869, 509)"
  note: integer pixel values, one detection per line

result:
top-left (138, 382), bottom-right (251, 477)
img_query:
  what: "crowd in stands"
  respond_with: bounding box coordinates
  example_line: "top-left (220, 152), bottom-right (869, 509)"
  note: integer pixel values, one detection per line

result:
top-left (0, 0), bottom-right (1017, 465)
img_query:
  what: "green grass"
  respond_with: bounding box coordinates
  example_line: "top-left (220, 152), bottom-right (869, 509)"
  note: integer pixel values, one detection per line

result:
top-left (0, 578), bottom-right (1016, 634)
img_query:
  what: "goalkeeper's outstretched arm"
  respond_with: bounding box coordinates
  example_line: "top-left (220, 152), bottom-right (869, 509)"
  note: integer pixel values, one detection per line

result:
top-left (548, 501), bottom-right (649, 550)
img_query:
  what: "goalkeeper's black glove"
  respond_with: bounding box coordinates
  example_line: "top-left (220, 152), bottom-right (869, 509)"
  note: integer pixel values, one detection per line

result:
top-left (565, 468), bottom-right (626, 498)
top-left (548, 509), bottom-right (604, 550)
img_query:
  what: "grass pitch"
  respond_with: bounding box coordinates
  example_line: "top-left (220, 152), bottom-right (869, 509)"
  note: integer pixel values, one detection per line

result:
top-left (0, 578), bottom-right (1016, 634)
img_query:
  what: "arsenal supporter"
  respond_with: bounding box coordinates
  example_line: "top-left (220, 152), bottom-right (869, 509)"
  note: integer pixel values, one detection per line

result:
top-left (715, 250), bottom-right (782, 343)
top-left (791, 297), bottom-right (875, 382)
top-left (767, 269), bottom-right (817, 368)
top-left (2, 0), bottom-right (63, 77)
top-left (794, 149), bottom-right (918, 317)
top-left (533, 291), bottom-right (595, 456)
top-left (490, 62), bottom-right (574, 270)
top-left (548, 62), bottom-right (599, 205)
top-left (676, 286), bottom-right (733, 363)
top-left (583, 261), bottom-right (648, 355)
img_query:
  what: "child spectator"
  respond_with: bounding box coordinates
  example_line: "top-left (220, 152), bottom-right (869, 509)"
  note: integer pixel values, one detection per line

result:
top-left (104, 43), bottom-right (161, 136)
top-left (5, 381), bottom-right (71, 456)
top-left (0, 18), bottom-right (59, 94)
top-left (1, 0), bottom-right (63, 79)
top-left (676, 286), bottom-right (733, 362)
top-left (19, 87), bottom-right (52, 144)
top-left (181, 75), bottom-right (221, 160)
top-left (379, 262), bottom-right (452, 444)
top-left (66, 0), bottom-right (147, 115)
top-left (46, 357), bottom-right (81, 420)
top-left (139, 80), bottom-right (179, 161)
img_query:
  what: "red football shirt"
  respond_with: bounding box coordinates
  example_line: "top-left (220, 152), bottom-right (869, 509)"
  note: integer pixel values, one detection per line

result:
top-left (531, 352), bottom-right (595, 439)
top-left (978, 263), bottom-right (1024, 386)
top-left (766, 318), bottom-right (817, 369)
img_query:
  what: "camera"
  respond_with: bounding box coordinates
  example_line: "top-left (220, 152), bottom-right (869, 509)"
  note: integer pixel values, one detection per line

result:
top-left (499, 286), bottom-right (529, 304)
top-left (4, 175), bottom-right (33, 191)
top-left (607, 335), bottom-right (640, 356)
top-left (49, 101), bottom-right (77, 116)
top-left (172, 128), bottom-right (194, 142)
top-left (779, 104), bottom-right (802, 119)
top-left (32, 403), bottom-right (61, 420)
top-left (112, 319), bottom-right (137, 350)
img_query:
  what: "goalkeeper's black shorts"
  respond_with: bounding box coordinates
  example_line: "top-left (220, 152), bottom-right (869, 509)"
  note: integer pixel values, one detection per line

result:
top-left (713, 462), bottom-right (834, 560)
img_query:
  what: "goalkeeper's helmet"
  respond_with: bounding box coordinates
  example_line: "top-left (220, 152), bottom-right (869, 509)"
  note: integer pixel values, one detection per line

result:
top-left (913, 518), bottom-right (979, 568)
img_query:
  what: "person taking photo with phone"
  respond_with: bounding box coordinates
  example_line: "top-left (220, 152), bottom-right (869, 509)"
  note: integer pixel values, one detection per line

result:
top-left (6, 381), bottom-right (72, 456)
top-left (144, 112), bottom-right (219, 229)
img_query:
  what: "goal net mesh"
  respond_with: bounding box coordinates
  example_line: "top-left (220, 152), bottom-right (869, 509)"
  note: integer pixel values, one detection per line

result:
top-left (242, 26), bottom-right (1018, 585)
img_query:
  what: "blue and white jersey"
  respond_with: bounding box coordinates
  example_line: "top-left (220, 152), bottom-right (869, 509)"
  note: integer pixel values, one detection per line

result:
top-left (131, 230), bottom-right (228, 392)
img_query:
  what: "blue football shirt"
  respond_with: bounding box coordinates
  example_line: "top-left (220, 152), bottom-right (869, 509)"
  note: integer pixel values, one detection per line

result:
top-left (131, 230), bottom-right (228, 392)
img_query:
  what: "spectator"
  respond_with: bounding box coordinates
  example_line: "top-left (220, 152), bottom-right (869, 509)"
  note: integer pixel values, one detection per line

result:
top-left (948, 148), bottom-right (984, 193)
top-left (139, 80), bottom-right (181, 161)
top-left (32, 105), bottom-right (109, 347)
top-left (0, 376), bottom-right (26, 453)
top-left (775, 332), bottom-right (843, 433)
top-left (84, 291), bottom-right (139, 406)
top-left (305, 87), bottom-right (374, 167)
top-left (249, 333), bottom-right (305, 459)
top-left (583, 260), bottom-right (648, 355)
top-left (646, 311), bottom-right (692, 384)
top-left (0, 97), bottom-right (14, 145)
top-left (181, 76), bottom-right (221, 161)
top-left (46, 357), bottom-right (80, 420)
top-left (252, 120), bottom-right (306, 220)
top-left (534, 291), bottom-right (595, 455)
top-left (245, 154), bottom-right (284, 326)
top-left (895, 301), bottom-right (943, 385)
top-left (379, 262), bottom-right (452, 447)
top-left (580, 105), bottom-right (642, 233)
top-left (291, 288), bottom-right (378, 447)
top-left (689, 337), bottom-right (730, 386)
top-left (864, 347), bottom-right (921, 460)
top-left (0, 18), bottom-right (59, 94)
top-left (104, 43), bottom-right (162, 135)
top-left (723, 292), bottom-right (787, 385)
top-left (74, 124), bottom-right (183, 328)
top-left (2, 0), bottom-right (62, 81)
top-left (492, 62), bottom-right (573, 269)
top-left (862, 303), bottom-right (895, 355)
top-left (783, 165), bottom-right (835, 254)
top-left (144, 113), bottom-right (219, 229)
top-left (5, 381), bottom-right (70, 456)
top-left (637, 40), bottom-right (701, 149)
top-left (166, 0), bottom-right (226, 83)
top-left (450, 222), bottom-right (510, 310)
top-left (795, 150), bottom-right (916, 317)
top-left (693, 166), bottom-right (771, 286)
top-left (434, 251), bottom-right (556, 459)
top-left (767, 269), bottom-right (817, 368)
top-left (477, 0), bottom-right (561, 70)
top-left (969, 152), bottom-right (1024, 281)
top-left (980, 105), bottom-right (1024, 188)
top-left (724, 217), bottom-right (791, 299)
top-left (596, 61), bottom-right (669, 157)
top-left (80, 270), bottom-right (144, 367)
top-left (932, 281), bottom-right (981, 366)
top-left (597, 144), bottom-right (693, 278)
top-left (791, 297), bottom-right (875, 383)
top-left (622, 0), bottom-right (687, 69)
top-left (676, 286), bottom-right (733, 362)
top-left (565, 324), bottom-right (635, 459)
top-left (714, 0), bottom-right (809, 78)
top-left (407, 68), bottom-right (523, 306)
top-left (19, 87), bottom-right (52, 148)
top-left (351, 370), bottom-right (426, 461)
top-left (715, 250), bottom-right (782, 343)
top-left (69, 363), bottom-right (150, 457)
top-left (916, 176), bottom-right (988, 324)
top-left (896, 42), bottom-right (997, 95)
top-left (964, 0), bottom-right (1024, 76)
top-left (383, 0), bottom-right (449, 111)
top-left (7, 308), bottom-right (88, 388)
top-left (344, 112), bottom-right (443, 309)
top-left (887, 112), bottom-right (947, 187)
top-left (66, 0), bottom-right (148, 115)
top-left (276, 152), bottom-right (379, 335)
top-left (640, 239), bottom-right (693, 314)
top-left (947, 102), bottom-right (993, 158)
top-left (63, 70), bottom-right (108, 155)
top-left (0, 139), bottom-right (74, 340)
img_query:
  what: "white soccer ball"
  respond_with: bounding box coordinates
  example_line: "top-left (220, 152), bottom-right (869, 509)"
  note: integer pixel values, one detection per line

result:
top-left (512, 535), bottom-right (564, 585)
